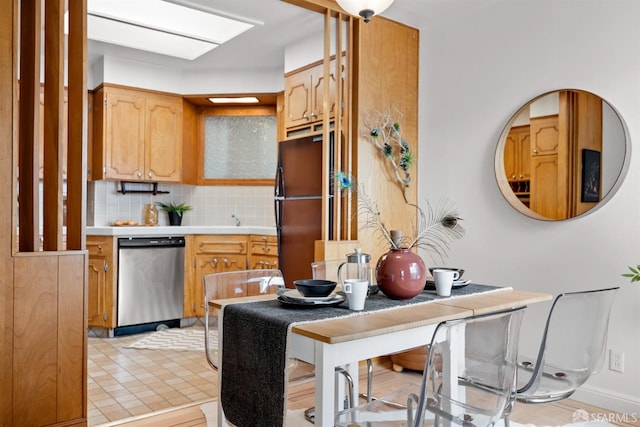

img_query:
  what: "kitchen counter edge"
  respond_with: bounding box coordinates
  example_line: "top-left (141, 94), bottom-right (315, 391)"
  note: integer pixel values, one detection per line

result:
top-left (87, 226), bottom-right (277, 237)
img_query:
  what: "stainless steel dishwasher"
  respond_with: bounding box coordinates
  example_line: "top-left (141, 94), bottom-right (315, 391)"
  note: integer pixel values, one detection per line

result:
top-left (116, 236), bottom-right (185, 335)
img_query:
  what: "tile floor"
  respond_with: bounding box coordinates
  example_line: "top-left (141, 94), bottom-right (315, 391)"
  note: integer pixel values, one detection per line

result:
top-left (88, 326), bottom-right (217, 426)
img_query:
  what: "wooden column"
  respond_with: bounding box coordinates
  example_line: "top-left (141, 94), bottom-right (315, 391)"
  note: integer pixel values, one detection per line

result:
top-left (18, 0), bottom-right (41, 252)
top-left (66, 0), bottom-right (88, 250)
top-left (42, 0), bottom-right (65, 250)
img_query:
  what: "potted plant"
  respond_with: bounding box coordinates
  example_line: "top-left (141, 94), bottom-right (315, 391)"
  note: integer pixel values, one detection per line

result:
top-left (157, 202), bottom-right (192, 226)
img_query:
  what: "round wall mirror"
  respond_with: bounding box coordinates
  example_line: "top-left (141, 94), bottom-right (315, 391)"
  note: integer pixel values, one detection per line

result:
top-left (494, 89), bottom-right (629, 221)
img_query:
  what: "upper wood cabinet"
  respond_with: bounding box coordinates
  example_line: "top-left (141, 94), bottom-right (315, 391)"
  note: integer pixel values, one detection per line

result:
top-left (283, 58), bottom-right (341, 133)
top-left (504, 125), bottom-right (530, 182)
top-left (504, 125), bottom-right (531, 206)
top-left (92, 84), bottom-right (183, 182)
top-left (530, 115), bottom-right (560, 156)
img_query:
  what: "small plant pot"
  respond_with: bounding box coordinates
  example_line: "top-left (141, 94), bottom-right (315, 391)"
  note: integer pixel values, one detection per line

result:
top-left (167, 212), bottom-right (183, 226)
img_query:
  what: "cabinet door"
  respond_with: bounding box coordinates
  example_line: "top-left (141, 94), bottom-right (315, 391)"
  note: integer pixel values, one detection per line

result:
top-left (310, 60), bottom-right (339, 123)
top-left (531, 115), bottom-right (559, 156)
top-left (248, 255), bottom-right (279, 270)
top-left (530, 155), bottom-right (566, 220)
top-left (87, 256), bottom-right (107, 327)
top-left (505, 125), bottom-right (531, 181)
top-left (284, 70), bottom-right (312, 129)
top-left (192, 254), bottom-right (217, 317)
top-left (145, 94), bottom-right (183, 182)
top-left (87, 236), bottom-right (115, 328)
top-left (103, 88), bottom-right (146, 180)
top-left (248, 235), bottom-right (279, 270)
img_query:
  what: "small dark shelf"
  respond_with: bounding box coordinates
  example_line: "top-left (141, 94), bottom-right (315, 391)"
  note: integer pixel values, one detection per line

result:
top-left (117, 181), bottom-right (169, 195)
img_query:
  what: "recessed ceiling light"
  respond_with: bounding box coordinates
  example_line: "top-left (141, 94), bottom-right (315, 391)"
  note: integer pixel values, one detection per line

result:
top-left (209, 97), bottom-right (260, 104)
top-left (75, 0), bottom-right (256, 60)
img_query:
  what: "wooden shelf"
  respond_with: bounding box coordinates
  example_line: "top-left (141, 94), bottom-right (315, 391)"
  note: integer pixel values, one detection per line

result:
top-left (117, 181), bottom-right (169, 195)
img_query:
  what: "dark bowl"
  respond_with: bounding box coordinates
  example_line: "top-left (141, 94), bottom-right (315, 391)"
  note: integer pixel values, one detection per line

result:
top-left (428, 267), bottom-right (465, 279)
top-left (293, 279), bottom-right (337, 297)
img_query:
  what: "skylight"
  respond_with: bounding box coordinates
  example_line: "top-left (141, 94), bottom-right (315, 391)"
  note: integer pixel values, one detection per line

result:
top-left (84, 0), bottom-right (255, 60)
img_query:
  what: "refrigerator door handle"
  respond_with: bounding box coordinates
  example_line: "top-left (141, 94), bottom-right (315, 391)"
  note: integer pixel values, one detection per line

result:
top-left (275, 165), bottom-right (284, 198)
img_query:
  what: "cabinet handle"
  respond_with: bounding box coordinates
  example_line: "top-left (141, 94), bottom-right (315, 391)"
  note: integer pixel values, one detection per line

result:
top-left (303, 113), bottom-right (309, 120)
top-left (533, 149), bottom-right (538, 154)
top-left (519, 174), bottom-right (523, 178)
top-left (137, 171), bottom-right (142, 177)
top-left (223, 258), bottom-right (231, 268)
top-left (211, 258), bottom-right (218, 267)
top-left (310, 112), bottom-right (316, 118)
top-left (148, 172), bottom-right (153, 178)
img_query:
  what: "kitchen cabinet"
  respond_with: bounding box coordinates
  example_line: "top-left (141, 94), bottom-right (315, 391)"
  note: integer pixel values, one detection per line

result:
top-left (92, 84), bottom-right (183, 182)
top-left (87, 235), bottom-right (116, 328)
top-left (283, 58), bottom-right (342, 134)
top-left (504, 125), bottom-right (531, 206)
top-left (248, 234), bottom-right (279, 270)
top-left (187, 235), bottom-right (248, 317)
top-left (529, 115), bottom-right (565, 219)
top-left (530, 115), bottom-right (559, 156)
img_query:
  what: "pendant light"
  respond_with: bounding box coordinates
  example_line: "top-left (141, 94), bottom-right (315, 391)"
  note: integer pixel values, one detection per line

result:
top-left (335, 0), bottom-right (394, 23)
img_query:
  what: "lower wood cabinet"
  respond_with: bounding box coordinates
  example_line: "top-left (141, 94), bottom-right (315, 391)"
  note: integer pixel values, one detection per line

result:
top-left (185, 234), bottom-right (279, 317)
top-left (248, 234), bottom-right (278, 270)
top-left (187, 235), bottom-right (248, 318)
top-left (87, 233), bottom-right (278, 325)
top-left (87, 235), bottom-right (116, 328)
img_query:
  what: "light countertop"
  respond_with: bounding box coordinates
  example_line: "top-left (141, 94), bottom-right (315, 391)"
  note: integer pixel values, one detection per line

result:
top-left (86, 225), bottom-right (277, 237)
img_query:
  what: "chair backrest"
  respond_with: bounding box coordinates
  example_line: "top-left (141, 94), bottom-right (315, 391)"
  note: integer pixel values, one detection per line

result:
top-left (311, 259), bottom-right (345, 283)
top-left (516, 287), bottom-right (619, 402)
top-left (203, 269), bottom-right (284, 370)
top-left (413, 306), bottom-right (526, 427)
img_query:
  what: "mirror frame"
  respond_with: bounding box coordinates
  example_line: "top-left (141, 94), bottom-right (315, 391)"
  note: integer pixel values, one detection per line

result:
top-left (494, 89), bottom-right (631, 221)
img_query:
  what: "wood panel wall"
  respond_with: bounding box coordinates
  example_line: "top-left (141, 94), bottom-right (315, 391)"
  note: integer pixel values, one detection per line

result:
top-left (354, 17), bottom-right (419, 263)
top-left (1, 0), bottom-right (89, 425)
top-left (284, 1), bottom-right (419, 264)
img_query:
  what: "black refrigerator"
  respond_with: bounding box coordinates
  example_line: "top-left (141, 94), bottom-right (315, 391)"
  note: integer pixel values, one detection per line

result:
top-left (275, 132), bottom-right (334, 286)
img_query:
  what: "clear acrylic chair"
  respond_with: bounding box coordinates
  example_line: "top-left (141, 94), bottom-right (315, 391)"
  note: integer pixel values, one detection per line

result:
top-left (335, 306), bottom-right (526, 427)
top-left (203, 269), bottom-right (285, 371)
top-left (204, 268), bottom-right (354, 424)
top-left (503, 287), bottom-right (619, 426)
top-left (313, 258), bottom-right (378, 398)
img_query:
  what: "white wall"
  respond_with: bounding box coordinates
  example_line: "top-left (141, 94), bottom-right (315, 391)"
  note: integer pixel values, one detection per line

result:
top-left (85, 0), bottom-right (640, 414)
top-left (388, 0), bottom-right (640, 414)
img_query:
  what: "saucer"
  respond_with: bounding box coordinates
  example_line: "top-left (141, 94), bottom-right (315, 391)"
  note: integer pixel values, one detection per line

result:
top-left (424, 279), bottom-right (471, 291)
top-left (280, 289), bottom-right (338, 301)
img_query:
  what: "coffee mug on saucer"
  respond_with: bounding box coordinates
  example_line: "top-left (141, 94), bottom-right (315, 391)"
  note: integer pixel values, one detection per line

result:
top-left (432, 269), bottom-right (459, 297)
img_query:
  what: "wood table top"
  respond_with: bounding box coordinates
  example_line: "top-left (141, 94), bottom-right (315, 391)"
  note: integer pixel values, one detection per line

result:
top-left (210, 288), bottom-right (552, 345)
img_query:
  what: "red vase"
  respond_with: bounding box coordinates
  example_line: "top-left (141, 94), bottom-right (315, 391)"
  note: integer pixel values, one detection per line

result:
top-left (376, 248), bottom-right (426, 300)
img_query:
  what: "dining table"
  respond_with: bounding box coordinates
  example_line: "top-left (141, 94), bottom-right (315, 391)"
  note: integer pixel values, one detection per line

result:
top-left (209, 283), bottom-right (552, 427)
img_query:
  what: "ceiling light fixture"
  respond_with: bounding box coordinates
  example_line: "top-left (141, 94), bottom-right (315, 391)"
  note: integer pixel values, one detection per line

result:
top-left (335, 0), bottom-right (394, 23)
top-left (76, 0), bottom-right (255, 60)
top-left (208, 97), bottom-right (260, 104)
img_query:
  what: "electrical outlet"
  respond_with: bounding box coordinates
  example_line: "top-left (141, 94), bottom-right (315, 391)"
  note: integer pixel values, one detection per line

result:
top-left (609, 349), bottom-right (625, 373)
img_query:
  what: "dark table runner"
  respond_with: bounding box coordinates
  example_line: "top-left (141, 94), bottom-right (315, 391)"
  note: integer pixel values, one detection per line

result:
top-left (220, 283), bottom-right (504, 427)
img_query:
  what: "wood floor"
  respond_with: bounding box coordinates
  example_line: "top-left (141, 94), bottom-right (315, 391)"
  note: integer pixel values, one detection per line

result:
top-left (107, 361), bottom-right (639, 427)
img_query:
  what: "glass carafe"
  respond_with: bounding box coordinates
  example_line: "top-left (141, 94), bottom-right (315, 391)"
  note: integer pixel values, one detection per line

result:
top-left (337, 248), bottom-right (372, 285)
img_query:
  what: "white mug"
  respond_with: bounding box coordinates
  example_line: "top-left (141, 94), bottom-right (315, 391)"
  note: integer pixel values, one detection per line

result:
top-left (343, 279), bottom-right (368, 311)
top-left (433, 269), bottom-right (459, 297)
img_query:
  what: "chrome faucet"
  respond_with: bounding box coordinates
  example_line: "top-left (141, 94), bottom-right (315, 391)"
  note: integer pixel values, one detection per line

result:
top-left (231, 214), bottom-right (241, 227)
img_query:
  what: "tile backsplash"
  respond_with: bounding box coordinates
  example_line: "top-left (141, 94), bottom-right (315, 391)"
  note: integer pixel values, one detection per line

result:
top-left (88, 181), bottom-right (275, 227)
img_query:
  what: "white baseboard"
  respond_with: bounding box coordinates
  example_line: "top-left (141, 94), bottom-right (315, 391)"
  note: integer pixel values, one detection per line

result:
top-left (571, 385), bottom-right (640, 420)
